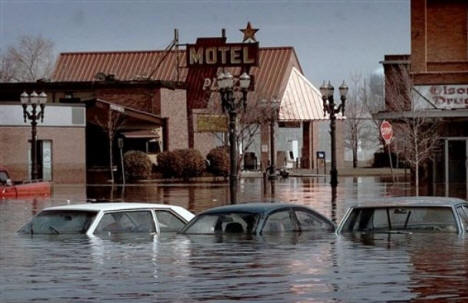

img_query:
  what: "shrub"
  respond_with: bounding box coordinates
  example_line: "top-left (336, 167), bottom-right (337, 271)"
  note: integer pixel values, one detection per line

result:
top-left (176, 149), bottom-right (206, 180)
top-left (123, 150), bottom-right (152, 180)
top-left (207, 146), bottom-right (229, 176)
top-left (157, 150), bottom-right (183, 178)
top-left (157, 149), bottom-right (206, 180)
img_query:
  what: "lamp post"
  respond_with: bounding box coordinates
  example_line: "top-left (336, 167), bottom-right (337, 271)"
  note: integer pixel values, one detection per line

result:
top-left (319, 81), bottom-right (348, 187)
top-left (20, 91), bottom-right (47, 180)
top-left (217, 71), bottom-right (251, 204)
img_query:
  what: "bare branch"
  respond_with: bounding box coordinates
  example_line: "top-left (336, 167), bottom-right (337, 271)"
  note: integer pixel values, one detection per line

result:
top-left (0, 35), bottom-right (55, 82)
top-left (385, 65), bottom-right (441, 194)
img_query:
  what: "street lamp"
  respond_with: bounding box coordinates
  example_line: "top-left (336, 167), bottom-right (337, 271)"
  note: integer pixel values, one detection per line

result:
top-left (261, 98), bottom-right (281, 179)
top-left (320, 81), bottom-right (348, 187)
top-left (218, 71), bottom-right (251, 204)
top-left (20, 91), bottom-right (47, 180)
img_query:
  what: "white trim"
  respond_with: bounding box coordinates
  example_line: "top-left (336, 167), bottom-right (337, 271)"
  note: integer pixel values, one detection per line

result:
top-left (374, 109), bottom-right (468, 119)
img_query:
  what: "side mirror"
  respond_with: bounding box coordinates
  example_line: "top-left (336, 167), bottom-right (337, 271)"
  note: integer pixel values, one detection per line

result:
top-left (6, 179), bottom-right (12, 186)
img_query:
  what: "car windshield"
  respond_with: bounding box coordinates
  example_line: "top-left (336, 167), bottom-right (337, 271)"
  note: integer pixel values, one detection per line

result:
top-left (18, 210), bottom-right (97, 234)
top-left (341, 206), bottom-right (458, 233)
top-left (182, 212), bottom-right (260, 234)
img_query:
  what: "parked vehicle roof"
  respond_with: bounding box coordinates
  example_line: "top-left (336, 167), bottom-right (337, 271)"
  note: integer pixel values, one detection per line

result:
top-left (351, 196), bottom-right (467, 208)
top-left (43, 202), bottom-right (194, 220)
top-left (199, 202), bottom-right (314, 215)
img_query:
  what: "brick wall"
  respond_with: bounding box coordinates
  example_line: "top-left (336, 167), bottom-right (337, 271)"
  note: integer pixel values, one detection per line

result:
top-left (0, 126), bottom-right (86, 183)
top-left (160, 88), bottom-right (188, 150)
top-left (426, 0), bottom-right (467, 63)
top-left (411, 0), bottom-right (468, 79)
top-left (96, 88), bottom-right (157, 112)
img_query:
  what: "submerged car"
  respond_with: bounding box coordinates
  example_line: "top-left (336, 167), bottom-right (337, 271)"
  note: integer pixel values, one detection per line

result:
top-left (180, 202), bottom-right (335, 235)
top-left (337, 197), bottom-right (468, 234)
top-left (18, 202), bottom-right (194, 235)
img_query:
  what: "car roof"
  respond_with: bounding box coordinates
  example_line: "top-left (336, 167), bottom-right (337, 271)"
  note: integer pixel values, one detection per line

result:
top-left (198, 202), bottom-right (315, 215)
top-left (351, 196), bottom-right (468, 208)
top-left (42, 202), bottom-right (194, 220)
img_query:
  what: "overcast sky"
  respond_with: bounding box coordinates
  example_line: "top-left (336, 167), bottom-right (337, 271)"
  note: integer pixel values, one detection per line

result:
top-left (0, 0), bottom-right (410, 87)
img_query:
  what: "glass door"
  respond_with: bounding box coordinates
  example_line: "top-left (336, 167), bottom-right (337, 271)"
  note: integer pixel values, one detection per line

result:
top-left (29, 140), bottom-right (52, 181)
top-left (447, 140), bottom-right (467, 198)
top-left (41, 140), bottom-right (52, 181)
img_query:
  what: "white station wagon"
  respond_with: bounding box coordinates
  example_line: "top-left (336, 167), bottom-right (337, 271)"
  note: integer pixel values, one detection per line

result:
top-left (18, 202), bottom-right (194, 236)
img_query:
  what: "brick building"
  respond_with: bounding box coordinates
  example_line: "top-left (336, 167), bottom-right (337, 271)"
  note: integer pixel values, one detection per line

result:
top-left (51, 46), bottom-right (343, 171)
top-left (378, 0), bottom-right (468, 197)
top-left (0, 98), bottom-right (86, 183)
top-left (0, 43), bottom-right (344, 183)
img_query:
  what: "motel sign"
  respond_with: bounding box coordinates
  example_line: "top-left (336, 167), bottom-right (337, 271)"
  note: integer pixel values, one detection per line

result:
top-left (187, 39), bottom-right (259, 67)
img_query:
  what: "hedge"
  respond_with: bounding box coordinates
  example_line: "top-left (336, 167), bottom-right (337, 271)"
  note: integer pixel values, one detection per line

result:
top-left (123, 150), bottom-right (152, 180)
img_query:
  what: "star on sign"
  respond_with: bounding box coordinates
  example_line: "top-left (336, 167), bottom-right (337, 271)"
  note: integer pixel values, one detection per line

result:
top-left (240, 22), bottom-right (259, 42)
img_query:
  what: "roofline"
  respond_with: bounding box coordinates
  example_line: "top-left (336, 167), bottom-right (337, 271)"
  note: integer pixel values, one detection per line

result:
top-left (380, 60), bottom-right (411, 65)
top-left (57, 46), bottom-right (297, 56)
top-left (289, 47), bottom-right (304, 74)
top-left (0, 80), bottom-right (186, 91)
top-left (58, 49), bottom-right (186, 55)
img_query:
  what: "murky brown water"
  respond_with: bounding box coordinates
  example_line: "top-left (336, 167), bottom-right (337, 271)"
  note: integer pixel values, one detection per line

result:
top-left (2, 176), bottom-right (468, 302)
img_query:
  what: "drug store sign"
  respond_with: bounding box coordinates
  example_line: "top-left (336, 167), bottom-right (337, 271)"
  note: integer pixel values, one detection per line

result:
top-left (415, 85), bottom-right (468, 109)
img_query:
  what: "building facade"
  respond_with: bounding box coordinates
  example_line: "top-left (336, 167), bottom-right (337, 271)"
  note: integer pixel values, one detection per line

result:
top-left (0, 103), bottom-right (86, 183)
top-left (0, 41), bottom-right (345, 183)
top-left (379, 0), bottom-right (468, 197)
top-left (51, 46), bottom-right (344, 172)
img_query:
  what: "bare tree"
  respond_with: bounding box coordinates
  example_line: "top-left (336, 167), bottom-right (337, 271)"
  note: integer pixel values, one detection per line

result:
top-left (345, 73), bottom-right (381, 168)
top-left (0, 35), bottom-right (55, 82)
top-left (345, 74), bottom-right (367, 167)
top-left (364, 71), bottom-right (386, 145)
top-left (0, 55), bottom-right (16, 82)
top-left (385, 65), bottom-right (441, 195)
top-left (92, 109), bottom-right (125, 183)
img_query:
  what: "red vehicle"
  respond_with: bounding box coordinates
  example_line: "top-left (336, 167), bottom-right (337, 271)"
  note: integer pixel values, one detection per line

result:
top-left (0, 167), bottom-right (51, 199)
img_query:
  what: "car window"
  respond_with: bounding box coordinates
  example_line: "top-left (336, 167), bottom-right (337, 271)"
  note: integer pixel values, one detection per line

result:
top-left (456, 206), bottom-right (468, 231)
top-left (295, 209), bottom-right (333, 231)
top-left (18, 210), bottom-right (97, 234)
top-left (342, 207), bottom-right (458, 233)
top-left (262, 210), bottom-right (296, 233)
top-left (94, 211), bottom-right (155, 234)
top-left (155, 210), bottom-right (185, 232)
top-left (182, 212), bottom-right (259, 234)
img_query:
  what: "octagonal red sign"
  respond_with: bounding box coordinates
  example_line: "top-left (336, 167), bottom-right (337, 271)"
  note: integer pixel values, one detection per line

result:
top-left (380, 120), bottom-right (393, 144)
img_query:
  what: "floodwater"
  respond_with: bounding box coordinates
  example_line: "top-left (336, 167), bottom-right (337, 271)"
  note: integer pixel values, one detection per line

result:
top-left (2, 176), bottom-right (468, 302)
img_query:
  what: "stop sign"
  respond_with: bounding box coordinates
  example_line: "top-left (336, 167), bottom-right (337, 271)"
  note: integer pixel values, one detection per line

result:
top-left (380, 120), bottom-right (393, 145)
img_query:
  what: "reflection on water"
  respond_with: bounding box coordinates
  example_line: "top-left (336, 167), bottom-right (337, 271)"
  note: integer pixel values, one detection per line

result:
top-left (83, 176), bottom-right (414, 220)
top-left (3, 176), bottom-right (468, 301)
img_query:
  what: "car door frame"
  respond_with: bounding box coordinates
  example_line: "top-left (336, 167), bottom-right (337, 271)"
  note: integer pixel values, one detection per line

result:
top-left (152, 208), bottom-right (191, 232)
top-left (292, 206), bottom-right (336, 232)
top-left (454, 203), bottom-right (468, 234)
top-left (259, 207), bottom-right (299, 235)
top-left (87, 208), bottom-right (159, 235)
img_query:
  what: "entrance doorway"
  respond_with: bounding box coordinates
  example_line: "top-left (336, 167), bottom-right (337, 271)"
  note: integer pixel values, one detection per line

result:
top-left (444, 139), bottom-right (468, 198)
top-left (28, 140), bottom-right (52, 181)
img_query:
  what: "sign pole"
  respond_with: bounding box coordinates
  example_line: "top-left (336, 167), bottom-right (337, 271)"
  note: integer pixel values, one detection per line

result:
top-left (387, 142), bottom-right (394, 180)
